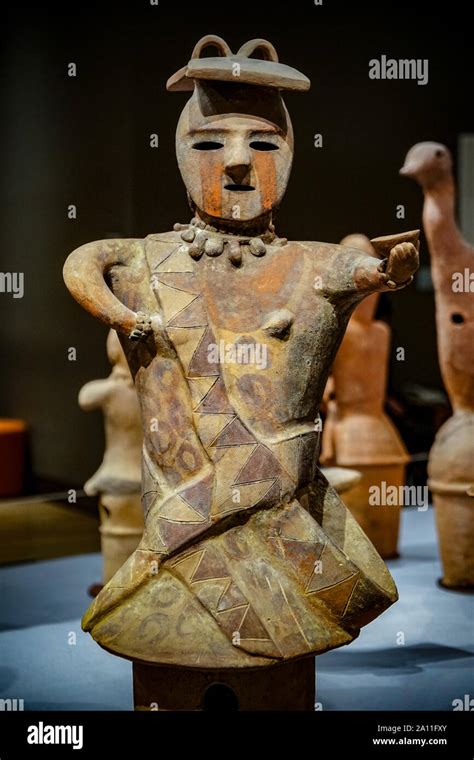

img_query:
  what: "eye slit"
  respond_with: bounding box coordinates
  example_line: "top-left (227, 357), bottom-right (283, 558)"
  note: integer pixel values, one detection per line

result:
top-left (249, 141), bottom-right (279, 151)
top-left (192, 141), bottom-right (224, 151)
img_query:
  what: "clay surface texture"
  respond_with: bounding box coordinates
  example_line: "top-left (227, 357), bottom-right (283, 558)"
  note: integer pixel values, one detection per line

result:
top-left (64, 37), bottom-right (421, 667)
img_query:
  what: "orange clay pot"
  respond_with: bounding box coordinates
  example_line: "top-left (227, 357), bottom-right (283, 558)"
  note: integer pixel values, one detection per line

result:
top-left (0, 419), bottom-right (27, 497)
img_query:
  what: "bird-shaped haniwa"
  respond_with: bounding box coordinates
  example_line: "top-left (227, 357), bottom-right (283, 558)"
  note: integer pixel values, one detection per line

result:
top-left (401, 142), bottom-right (474, 589)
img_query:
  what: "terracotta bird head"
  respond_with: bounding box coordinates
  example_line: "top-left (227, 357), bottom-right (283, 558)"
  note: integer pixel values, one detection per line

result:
top-left (400, 141), bottom-right (453, 190)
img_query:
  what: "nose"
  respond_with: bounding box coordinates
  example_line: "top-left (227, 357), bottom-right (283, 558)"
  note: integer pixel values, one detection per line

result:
top-left (224, 139), bottom-right (251, 185)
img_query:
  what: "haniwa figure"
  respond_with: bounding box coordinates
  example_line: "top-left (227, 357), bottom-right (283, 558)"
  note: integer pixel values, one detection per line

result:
top-left (79, 330), bottom-right (144, 589)
top-left (64, 36), bottom-right (419, 706)
top-left (321, 234), bottom-right (409, 559)
top-left (401, 142), bottom-right (474, 588)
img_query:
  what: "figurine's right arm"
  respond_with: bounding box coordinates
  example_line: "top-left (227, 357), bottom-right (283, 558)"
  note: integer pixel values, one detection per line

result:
top-left (63, 239), bottom-right (150, 339)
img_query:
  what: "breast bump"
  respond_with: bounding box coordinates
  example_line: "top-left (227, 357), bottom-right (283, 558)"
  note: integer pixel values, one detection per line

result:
top-left (262, 309), bottom-right (294, 340)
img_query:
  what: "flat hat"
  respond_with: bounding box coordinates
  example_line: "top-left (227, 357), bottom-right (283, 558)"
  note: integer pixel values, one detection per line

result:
top-left (166, 35), bottom-right (311, 92)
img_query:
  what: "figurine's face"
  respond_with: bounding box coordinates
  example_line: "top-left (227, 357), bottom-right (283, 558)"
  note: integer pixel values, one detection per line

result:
top-left (176, 83), bottom-right (293, 223)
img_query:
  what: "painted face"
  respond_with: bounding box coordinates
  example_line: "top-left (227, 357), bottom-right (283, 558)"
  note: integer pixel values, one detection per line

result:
top-left (176, 82), bottom-right (294, 223)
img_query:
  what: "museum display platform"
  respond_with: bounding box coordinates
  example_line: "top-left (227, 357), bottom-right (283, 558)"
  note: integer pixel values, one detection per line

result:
top-left (0, 506), bottom-right (472, 711)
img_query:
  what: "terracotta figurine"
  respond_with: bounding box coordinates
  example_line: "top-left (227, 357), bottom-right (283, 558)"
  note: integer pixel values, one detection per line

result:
top-left (320, 234), bottom-right (410, 559)
top-left (79, 329), bottom-right (144, 588)
top-left (401, 142), bottom-right (474, 589)
top-left (64, 36), bottom-right (419, 708)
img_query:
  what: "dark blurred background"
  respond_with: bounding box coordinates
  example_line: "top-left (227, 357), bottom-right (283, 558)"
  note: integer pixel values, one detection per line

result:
top-left (0, 0), bottom-right (471, 489)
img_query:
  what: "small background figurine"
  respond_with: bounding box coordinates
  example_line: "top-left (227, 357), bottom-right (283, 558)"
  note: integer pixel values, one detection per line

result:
top-left (79, 329), bottom-right (144, 594)
top-left (320, 234), bottom-right (409, 559)
top-left (401, 142), bottom-right (474, 589)
top-left (321, 465), bottom-right (362, 496)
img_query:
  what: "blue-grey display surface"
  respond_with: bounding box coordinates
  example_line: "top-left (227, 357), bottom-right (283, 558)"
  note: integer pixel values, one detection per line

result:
top-left (0, 507), bottom-right (472, 711)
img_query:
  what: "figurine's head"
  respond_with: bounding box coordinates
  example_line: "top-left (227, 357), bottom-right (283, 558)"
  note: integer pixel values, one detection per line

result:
top-left (175, 81), bottom-right (293, 224)
top-left (168, 36), bottom-right (310, 227)
top-left (400, 142), bottom-right (453, 189)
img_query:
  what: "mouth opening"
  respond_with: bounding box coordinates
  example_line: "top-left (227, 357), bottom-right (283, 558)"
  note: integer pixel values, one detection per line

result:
top-left (224, 184), bottom-right (255, 192)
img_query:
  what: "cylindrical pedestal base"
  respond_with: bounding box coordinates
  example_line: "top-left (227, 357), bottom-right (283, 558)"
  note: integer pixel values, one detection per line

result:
top-left (341, 464), bottom-right (405, 559)
top-left (98, 492), bottom-right (144, 584)
top-left (133, 658), bottom-right (316, 711)
top-left (428, 411), bottom-right (474, 590)
top-left (100, 531), bottom-right (143, 584)
top-left (433, 492), bottom-right (474, 589)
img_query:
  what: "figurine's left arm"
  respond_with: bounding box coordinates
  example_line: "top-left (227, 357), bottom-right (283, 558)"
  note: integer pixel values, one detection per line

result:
top-left (352, 230), bottom-right (420, 293)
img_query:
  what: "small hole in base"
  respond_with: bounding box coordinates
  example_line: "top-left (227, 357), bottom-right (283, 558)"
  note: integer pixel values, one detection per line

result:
top-left (202, 682), bottom-right (239, 711)
top-left (451, 313), bottom-right (465, 324)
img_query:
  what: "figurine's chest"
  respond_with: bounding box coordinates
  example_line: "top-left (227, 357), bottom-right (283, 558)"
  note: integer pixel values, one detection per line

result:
top-left (148, 237), bottom-right (337, 343)
top-left (147, 236), bottom-right (351, 428)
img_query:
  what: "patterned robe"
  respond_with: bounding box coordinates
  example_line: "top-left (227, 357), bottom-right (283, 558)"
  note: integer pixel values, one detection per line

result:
top-left (82, 231), bottom-right (398, 668)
